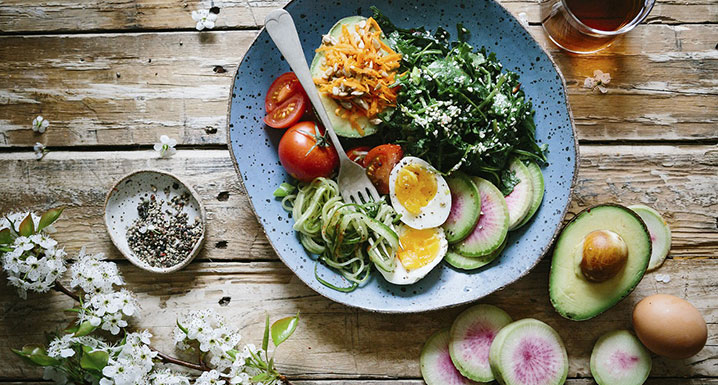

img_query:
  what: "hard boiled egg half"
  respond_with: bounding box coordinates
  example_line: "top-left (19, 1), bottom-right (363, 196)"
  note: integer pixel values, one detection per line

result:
top-left (389, 157), bottom-right (451, 229)
top-left (379, 224), bottom-right (448, 285)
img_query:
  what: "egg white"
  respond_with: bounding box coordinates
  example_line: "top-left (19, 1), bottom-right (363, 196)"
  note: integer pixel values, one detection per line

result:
top-left (378, 225), bottom-right (448, 285)
top-left (388, 157), bottom-right (452, 230)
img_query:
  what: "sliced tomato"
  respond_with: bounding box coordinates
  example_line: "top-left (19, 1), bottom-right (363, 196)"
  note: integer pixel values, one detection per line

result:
top-left (346, 146), bottom-right (371, 167)
top-left (365, 144), bottom-right (404, 195)
top-left (265, 72), bottom-right (302, 112)
top-left (278, 122), bottom-right (339, 182)
top-left (263, 92), bottom-right (308, 129)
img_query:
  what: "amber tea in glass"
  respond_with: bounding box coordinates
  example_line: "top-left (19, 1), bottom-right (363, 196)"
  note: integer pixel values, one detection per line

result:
top-left (540, 0), bottom-right (655, 53)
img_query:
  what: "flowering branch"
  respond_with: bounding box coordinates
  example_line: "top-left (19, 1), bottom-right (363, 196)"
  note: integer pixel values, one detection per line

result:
top-left (3, 209), bottom-right (300, 385)
top-left (53, 281), bottom-right (79, 302)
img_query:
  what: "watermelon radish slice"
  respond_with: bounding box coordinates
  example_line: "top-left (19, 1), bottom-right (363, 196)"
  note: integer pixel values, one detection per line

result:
top-left (445, 240), bottom-right (507, 271)
top-left (454, 177), bottom-right (509, 257)
top-left (443, 172), bottom-right (482, 244)
top-left (505, 158), bottom-right (534, 230)
top-left (514, 161), bottom-right (545, 229)
top-left (489, 319), bottom-right (568, 385)
top-left (421, 329), bottom-right (483, 385)
top-left (590, 330), bottom-right (651, 385)
top-left (628, 205), bottom-right (671, 271)
top-left (449, 304), bottom-right (513, 382)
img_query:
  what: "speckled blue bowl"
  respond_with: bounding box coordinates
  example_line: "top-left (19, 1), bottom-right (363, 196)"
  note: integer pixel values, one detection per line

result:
top-left (227, 0), bottom-right (578, 313)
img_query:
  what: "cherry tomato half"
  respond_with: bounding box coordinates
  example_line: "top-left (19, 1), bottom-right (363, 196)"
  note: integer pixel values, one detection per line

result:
top-left (346, 146), bottom-right (371, 167)
top-left (265, 72), bottom-right (302, 113)
top-left (278, 122), bottom-right (339, 182)
top-left (263, 92), bottom-right (308, 129)
top-left (365, 144), bottom-right (404, 195)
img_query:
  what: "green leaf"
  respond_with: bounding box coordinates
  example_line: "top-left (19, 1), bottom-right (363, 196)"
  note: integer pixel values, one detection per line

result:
top-left (176, 319), bottom-right (188, 334)
top-left (271, 312), bottom-right (299, 347)
top-left (18, 214), bottom-right (34, 237)
top-left (262, 314), bottom-right (270, 352)
top-left (0, 228), bottom-right (13, 245)
top-left (64, 324), bottom-right (79, 334)
top-left (74, 321), bottom-right (96, 337)
top-left (37, 207), bottom-right (64, 232)
top-left (250, 372), bottom-right (273, 383)
top-left (80, 345), bottom-right (109, 372)
top-left (11, 345), bottom-right (60, 366)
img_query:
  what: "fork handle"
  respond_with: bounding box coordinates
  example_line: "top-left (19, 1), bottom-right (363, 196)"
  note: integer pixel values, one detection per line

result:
top-left (264, 9), bottom-right (349, 160)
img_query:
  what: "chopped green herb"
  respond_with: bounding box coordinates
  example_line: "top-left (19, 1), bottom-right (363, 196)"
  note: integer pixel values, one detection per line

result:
top-left (372, 8), bottom-right (547, 194)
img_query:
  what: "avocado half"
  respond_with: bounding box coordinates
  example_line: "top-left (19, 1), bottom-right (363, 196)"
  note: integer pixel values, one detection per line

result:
top-left (309, 16), bottom-right (379, 138)
top-left (549, 204), bottom-right (652, 321)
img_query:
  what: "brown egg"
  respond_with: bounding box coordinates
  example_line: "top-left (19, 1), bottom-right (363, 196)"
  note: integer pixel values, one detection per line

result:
top-left (632, 294), bottom-right (707, 359)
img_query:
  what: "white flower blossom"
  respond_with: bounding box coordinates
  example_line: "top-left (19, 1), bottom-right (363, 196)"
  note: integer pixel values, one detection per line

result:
top-left (47, 333), bottom-right (109, 359)
top-left (101, 331), bottom-right (158, 385)
top-left (33, 142), bottom-right (48, 160)
top-left (148, 369), bottom-right (191, 385)
top-left (69, 247), bottom-right (124, 295)
top-left (154, 135), bottom-right (177, 158)
top-left (192, 9), bottom-right (218, 31)
top-left (583, 69), bottom-right (611, 94)
top-left (32, 116), bottom-right (49, 133)
top-left (194, 370), bottom-right (225, 385)
top-left (0, 214), bottom-right (67, 299)
top-left (174, 309), bottom-right (242, 372)
top-left (655, 273), bottom-right (671, 283)
top-left (79, 289), bottom-right (139, 335)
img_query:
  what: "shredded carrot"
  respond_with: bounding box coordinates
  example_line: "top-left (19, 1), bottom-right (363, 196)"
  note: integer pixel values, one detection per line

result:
top-left (312, 17), bottom-right (401, 135)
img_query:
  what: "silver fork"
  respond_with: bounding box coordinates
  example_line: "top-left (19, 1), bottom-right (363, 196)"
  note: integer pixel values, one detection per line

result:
top-left (264, 9), bottom-right (380, 205)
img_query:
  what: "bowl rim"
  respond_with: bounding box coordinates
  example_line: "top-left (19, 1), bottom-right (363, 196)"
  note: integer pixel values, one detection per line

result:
top-left (225, 0), bottom-right (580, 313)
top-left (103, 169), bottom-right (207, 274)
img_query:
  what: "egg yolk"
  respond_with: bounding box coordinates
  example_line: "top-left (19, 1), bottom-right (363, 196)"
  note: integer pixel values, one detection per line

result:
top-left (397, 227), bottom-right (441, 270)
top-left (395, 164), bottom-right (437, 215)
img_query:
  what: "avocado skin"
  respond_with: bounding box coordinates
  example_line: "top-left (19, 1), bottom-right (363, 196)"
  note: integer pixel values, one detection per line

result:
top-left (549, 204), bottom-right (652, 321)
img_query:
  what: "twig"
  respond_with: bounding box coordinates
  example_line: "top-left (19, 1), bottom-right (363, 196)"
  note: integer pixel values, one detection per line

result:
top-left (152, 347), bottom-right (210, 372)
top-left (53, 281), bottom-right (80, 302)
top-left (278, 374), bottom-right (295, 385)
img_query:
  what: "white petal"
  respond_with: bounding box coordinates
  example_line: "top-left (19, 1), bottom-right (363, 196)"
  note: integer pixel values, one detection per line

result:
top-left (41, 120), bottom-right (49, 128)
top-left (38, 126), bottom-right (46, 133)
top-left (37, 115), bottom-right (44, 122)
top-left (191, 10), bottom-right (201, 21)
top-left (204, 20), bottom-right (215, 29)
top-left (167, 137), bottom-right (177, 147)
top-left (597, 85), bottom-right (608, 94)
top-left (207, 13), bottom-right (218, 21)
top-left (196, 21), bottom-right (205, 31)
top-left (160, 134), bottom-right (170, 143)
top-left (593, 69), bottom-right (604, 77)
top-left (583, 77), bottom-right (596, 89)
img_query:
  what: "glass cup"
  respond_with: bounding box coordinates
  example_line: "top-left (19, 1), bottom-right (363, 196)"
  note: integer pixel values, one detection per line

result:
top-left (539, 0), bottom-right (656, 54)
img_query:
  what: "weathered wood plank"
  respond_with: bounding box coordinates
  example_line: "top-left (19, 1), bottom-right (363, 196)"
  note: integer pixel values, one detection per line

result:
top-left (3, 380), bottom-right (718, 384)
top-left (1, 25), bottom-right (716, 147)
top-left (0, 0), bottom-right (713, 34)
top-left (0, 145), bottom-right (716, 261)
top-left (0, 259), bottom-right (715, 379)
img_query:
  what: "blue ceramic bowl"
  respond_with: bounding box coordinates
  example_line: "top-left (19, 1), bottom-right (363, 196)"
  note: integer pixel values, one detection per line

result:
top-left (227, 0), bottom-right (578, 313)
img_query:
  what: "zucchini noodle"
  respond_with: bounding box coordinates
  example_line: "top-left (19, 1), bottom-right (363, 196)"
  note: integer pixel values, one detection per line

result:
top-left (281, 178), bottom-right (400, 292)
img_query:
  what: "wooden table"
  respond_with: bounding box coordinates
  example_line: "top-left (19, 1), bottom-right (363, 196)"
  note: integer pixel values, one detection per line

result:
top-left (0, 0), bottom-right (716, 383)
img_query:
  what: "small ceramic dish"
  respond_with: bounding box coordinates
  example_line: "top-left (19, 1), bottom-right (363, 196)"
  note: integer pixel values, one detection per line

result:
top-left (104, 170), bottom-right (206, 273)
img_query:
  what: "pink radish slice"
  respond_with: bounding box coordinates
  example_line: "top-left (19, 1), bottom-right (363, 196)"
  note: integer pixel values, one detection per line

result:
top-left (504, 158), bottom-right (534, 230)
top-left (489, 319), bottom-right (568, 385)
top-left (590, 330), bottom-right (651, 385)
top-left (421, 329), bottom-right (483, 385)
top-left (443, 172), bottom-right (482, 243)
top-left (449, 304), bottom-right (513, 382)
top-left (454, 177), bottom-right (509, 257)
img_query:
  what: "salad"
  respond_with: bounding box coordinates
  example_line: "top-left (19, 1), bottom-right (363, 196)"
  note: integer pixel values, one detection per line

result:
top-left (265, 9), bottom-right (547, 292)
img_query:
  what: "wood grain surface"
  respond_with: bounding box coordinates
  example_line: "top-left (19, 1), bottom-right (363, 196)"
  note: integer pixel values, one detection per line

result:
top-left (0, 0), bottom-right (716, 383)
top-left (1, 25), bottom-right (716, 147)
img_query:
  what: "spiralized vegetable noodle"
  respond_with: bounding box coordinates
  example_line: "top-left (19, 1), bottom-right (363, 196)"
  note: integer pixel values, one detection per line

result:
top-left (282, 178), bottom-right (400, 291)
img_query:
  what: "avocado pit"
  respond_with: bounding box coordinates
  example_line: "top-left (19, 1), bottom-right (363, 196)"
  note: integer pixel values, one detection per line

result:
top-left (580, 230), bottom-right (628, 282)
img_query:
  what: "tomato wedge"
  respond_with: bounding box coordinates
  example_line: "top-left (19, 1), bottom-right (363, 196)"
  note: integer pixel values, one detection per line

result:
top-left (365, 144), bottom-right (404, 195)
top-left (265, 72), bottom-right (302, 112)
top-left (346, 146), bottom-right (371, 167)
top-left (264, 92), bottom-right (308, 129)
